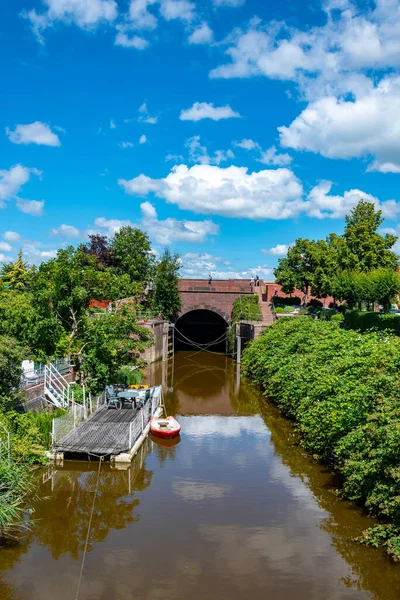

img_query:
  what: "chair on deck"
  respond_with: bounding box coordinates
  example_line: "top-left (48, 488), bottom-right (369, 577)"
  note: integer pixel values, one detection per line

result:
top-left (105, 385), bottom-right (122, 409)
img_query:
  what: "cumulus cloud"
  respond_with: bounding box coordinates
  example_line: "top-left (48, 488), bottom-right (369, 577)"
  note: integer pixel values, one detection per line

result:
top-left (140, 201), bottom-right (219, 243)
top-left (91, 204), bottom-right (219, 244)
top-left (180, 102), bottom-right (241, 122)
top-left (305, 180), bottom-right (400, 220)
top-left (139, 134), bottom-right (147, 144)
top-left (259, 145), bottom-right (292, 166)
top-left (185, 136), bottom-right (234, 165)
top-left (23, 0), bottom-right (118, 43)
top-left (261, 243), bottom-right (292, 256)
top-left (0, 242), bottom-right (12, 252)
top-left (119, 163), bottom-right (400, 220)
top-left (279, 77), bottom-right (400, 170)
top-left (180, 252), bottom-right (273, 280)
top-left (188, 22), bottom-right (213, 45)
top-left (16, 198), bottom-right (45, 216)
top-left (208, 1), bottom-right (400, 169)
top-left (0, 165), bottom-right (41, 208)
top-left (6, 121), bottom-right (61, 146)
top-left (119, 163), bottom-right (304, 220)
top-left (235, 139), bottom-right (260, 151)
top-left (160, 0), bottom-right (195, 22)
top-left (127, 0), bottom-right (158, 30)
top-left (22, 242), bottom-right (57, 264)
top-left (3, 231), bottom-right (21, 242)
top-left (51, 224), bottom-right (80, 237)
top-left (115, 29), bottom-right (149, 49)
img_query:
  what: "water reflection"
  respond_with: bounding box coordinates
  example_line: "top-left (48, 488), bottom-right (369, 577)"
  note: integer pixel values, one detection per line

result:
top-left (1, 353), bottom-right (400, 599)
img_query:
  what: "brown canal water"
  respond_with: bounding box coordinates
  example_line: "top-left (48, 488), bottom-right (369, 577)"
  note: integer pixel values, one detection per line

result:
top-left (1, 352), bottom-right (400, 600)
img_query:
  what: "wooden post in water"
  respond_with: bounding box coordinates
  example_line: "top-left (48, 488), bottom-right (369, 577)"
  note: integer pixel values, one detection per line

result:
top-left (236, 335), bottom-right (242, 364)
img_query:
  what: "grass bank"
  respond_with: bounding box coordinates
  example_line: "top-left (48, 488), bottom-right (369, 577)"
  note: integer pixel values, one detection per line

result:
top-left (242, 317), bottom-right (400, 560)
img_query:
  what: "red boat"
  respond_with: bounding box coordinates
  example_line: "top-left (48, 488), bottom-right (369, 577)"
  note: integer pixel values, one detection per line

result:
top-left (150, 415), bottom-right (181, 439)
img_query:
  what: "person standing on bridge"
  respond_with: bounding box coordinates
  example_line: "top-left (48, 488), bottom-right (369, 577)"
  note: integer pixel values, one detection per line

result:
top-left (255, 275), bottom-right (260, 286)
top-left (250, 276), bottom-right (255, 292)
top-left (208, 274), bottom-right (212, 285)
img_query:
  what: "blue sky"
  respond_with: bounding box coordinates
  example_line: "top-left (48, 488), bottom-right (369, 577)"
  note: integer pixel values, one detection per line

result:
top-left (1, 0), bottom-right (400, 279)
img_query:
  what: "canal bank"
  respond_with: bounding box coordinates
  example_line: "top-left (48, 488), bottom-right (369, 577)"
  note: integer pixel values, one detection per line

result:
top-left (1, 352), bottom-right (400, 600)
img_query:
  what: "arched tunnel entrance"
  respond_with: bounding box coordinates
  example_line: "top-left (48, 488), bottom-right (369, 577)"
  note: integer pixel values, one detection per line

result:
top-left (174, 310), bottom-right (228, 352)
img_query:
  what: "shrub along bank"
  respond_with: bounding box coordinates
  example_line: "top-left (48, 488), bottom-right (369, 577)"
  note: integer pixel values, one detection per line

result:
top-left (241, 317), bottom-right (400, 560)
top-left (343, 311), bottom-right (400, 335)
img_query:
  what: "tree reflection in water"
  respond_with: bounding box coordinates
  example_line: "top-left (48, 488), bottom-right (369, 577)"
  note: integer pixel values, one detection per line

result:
top-left (32, 438), bottom-right (154, 561)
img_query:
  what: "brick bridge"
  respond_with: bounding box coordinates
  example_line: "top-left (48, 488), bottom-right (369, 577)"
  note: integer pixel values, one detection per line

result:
top-left (177, 279), bottom-right (256, 323)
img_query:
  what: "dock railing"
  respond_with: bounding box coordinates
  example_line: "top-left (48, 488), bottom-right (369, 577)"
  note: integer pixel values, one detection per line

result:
top-left (52, 387), bottom-right (162, 454)
top-left (52, 391), bottom-right (107, 446)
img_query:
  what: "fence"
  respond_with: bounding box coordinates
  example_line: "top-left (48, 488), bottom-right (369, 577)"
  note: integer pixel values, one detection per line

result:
top-left (21, 357), bottom-right (71, 389)
top-left (52, 386), bottom-right (162, 455)
top-left (52, 391), bottom-right (107, 446)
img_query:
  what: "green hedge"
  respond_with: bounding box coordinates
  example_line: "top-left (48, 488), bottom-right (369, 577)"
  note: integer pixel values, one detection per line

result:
top-left (272, 295), bottom-right (301, 306)
top-left (344, 311), bottom-right (400, 335)
top-left (242, 317), bottom-right (400, 560)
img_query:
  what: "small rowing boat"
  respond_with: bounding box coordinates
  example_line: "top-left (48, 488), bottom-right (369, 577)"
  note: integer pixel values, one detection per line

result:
top-left (150, 415), bottom-right (181, 439)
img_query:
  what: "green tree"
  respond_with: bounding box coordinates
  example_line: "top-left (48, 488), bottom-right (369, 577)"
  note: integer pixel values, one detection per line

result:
top-left (75, 305), bottom-right (152, 391)
top-left (0, 335), bottom-right (25, 410)
top-left (109, 226), bottom-right (153, 286)
top-left (1, 251), bottom-right (35, 292)
top-left (153, 248), bottom-right (182, 320)
top-left (274, 238), bottom-right (318, 304)
top-left (343, 200), bottom-right (398, 271)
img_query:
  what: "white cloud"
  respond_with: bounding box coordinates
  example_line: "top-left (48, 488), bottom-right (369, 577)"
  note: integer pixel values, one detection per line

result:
top-left (119, 163), bottom-right (400, 221)
top-left (160, 0), bottom-right (195, 22)
top-left (213, 0), bottom-right (245, 5)
top-left (185, 136), bottom-right (234, 165)
top-left (119, 163), bottom-right (304, 220)
top-left (235, 138), bottom-right (260, 150)
top-left (23, 0), bottom-right (118, 43)
top-left (109, 119), bottom-right (116, 129)
top-left (180, 252), bottom-right (273, 280)
top-left (51, 224), bottom-right (80, 237)
top-left (0, 165), bottom-right (41, 208)
top-left (0, 242), bottom-right (12, 252)
top-left (305, 180), bottom-right (400, 220)
top-left (261, 243), bottom-right (292, 256)
top-left (115, 29), bottom-right (149, 49)
top-left (3, 231), bottom-right (21, 242)
top-left (22, 243), bottom-right (57, 264)
top-left (93, 204), bottom-right (218, 244)
top-left (188, 22), bottom-right (213, 45)
top-left (119, 141), bottom-right (134, 148)
top-left (139, 134), bottom-right (147, 144)
top-left (279, 77), bottom-right (400, 170)
top-left (16, 198), bottom-right (45, 216)
top-left (127, 0), bottom-right (158, 30)
top-left (6, 121), bottom-right (61, 146)
top-left (138, 102), bottom-right (158, 124)
top-left (140, 201), bottom-right (219, 243)
top-left (259, 145), bottom-right (292, 166)
top-left (180, 102), bottom-right (241, 122)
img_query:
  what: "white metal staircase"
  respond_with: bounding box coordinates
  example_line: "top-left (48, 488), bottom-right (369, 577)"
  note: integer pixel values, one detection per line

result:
top-left (44, 362), bottom-right (72, 408)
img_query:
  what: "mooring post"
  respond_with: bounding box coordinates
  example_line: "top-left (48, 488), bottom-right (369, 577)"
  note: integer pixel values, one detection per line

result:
top-left (236, 336), bottom-right (242, 364)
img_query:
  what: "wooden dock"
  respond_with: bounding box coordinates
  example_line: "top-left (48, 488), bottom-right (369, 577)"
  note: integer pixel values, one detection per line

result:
top-left (53, 386), bottom-right (162, 458)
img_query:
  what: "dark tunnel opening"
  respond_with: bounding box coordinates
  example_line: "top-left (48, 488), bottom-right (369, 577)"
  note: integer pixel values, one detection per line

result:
top-left (174, 310), bottom-right (228, 352)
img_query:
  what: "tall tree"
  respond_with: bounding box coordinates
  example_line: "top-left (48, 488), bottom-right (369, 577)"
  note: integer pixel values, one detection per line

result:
top-left (153, 248), bottom-right (182, 320)
top-left (343, 200), bottom-right (398, 271)
top-left (274, 239), bottom-right (318, 304)
top-left (1, 251), bottom-right (35, 292)
top-left (81, 234), bottom-right (112, 268)
top-left (109, 227), bottom-right (153, 286)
